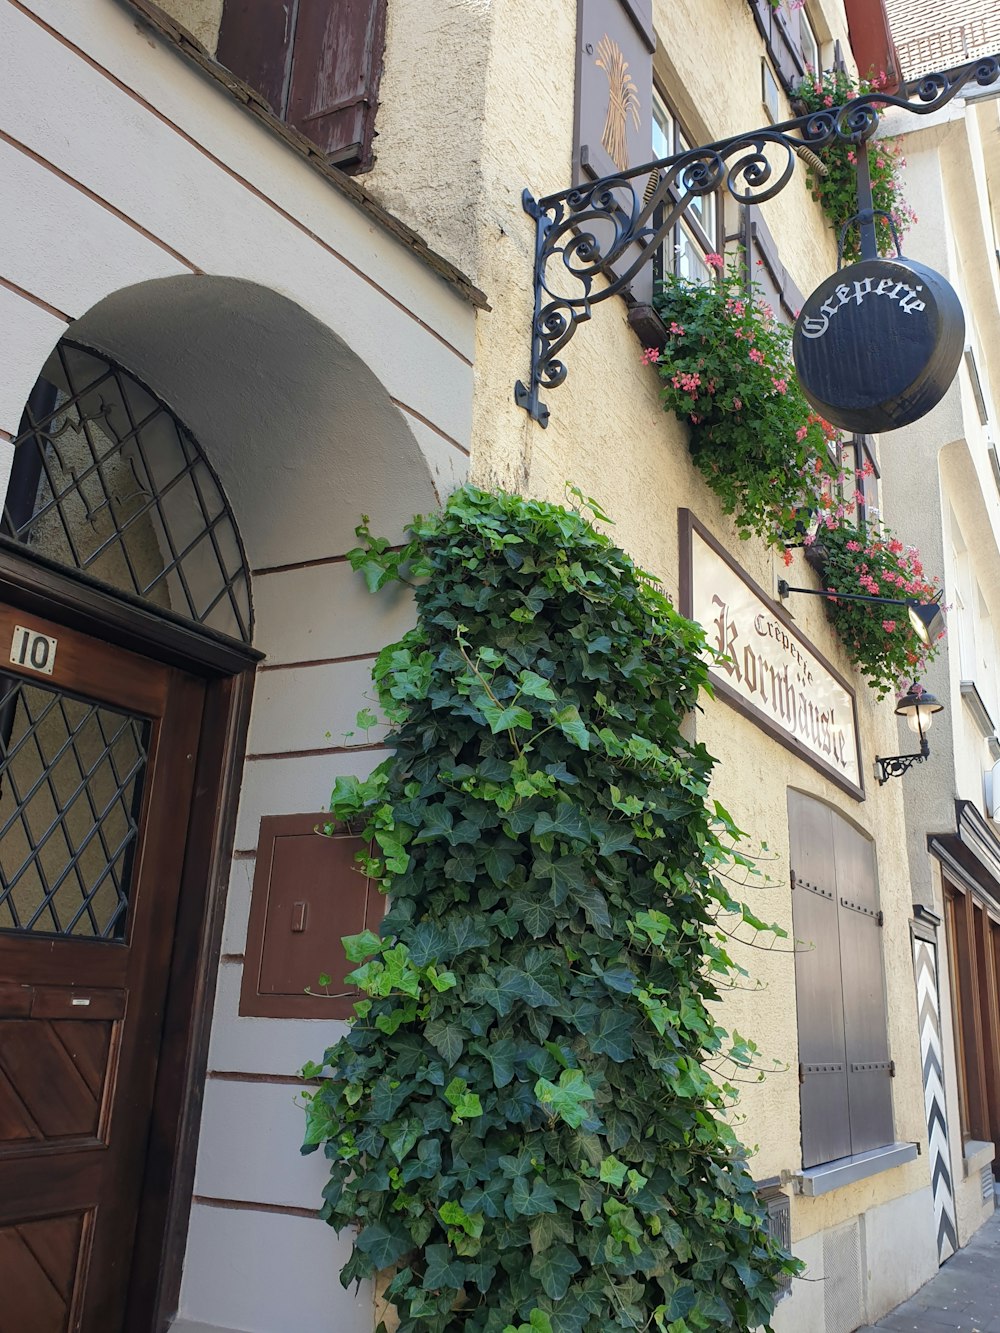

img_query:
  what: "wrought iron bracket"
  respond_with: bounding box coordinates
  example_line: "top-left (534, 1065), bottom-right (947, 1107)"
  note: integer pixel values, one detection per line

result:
top-left (515, 54), bottom-right (1000, 426)
top-left (875, 737), bottom-right (930, 785)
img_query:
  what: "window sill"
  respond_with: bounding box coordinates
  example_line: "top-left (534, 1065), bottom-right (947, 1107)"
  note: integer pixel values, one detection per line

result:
top-left (791, 1142), bottom-right (919, 1196)
top-left (962, 1139), bottom-right (995, 1178)
top-left (961, 680), bottom-right (997, 740)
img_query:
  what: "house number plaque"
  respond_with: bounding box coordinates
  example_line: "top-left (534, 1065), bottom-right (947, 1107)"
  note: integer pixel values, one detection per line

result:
top-left (10, 625), bottom-right (58, 675)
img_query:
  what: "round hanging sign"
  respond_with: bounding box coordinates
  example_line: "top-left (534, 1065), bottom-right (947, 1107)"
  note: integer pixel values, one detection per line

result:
top-left (792, 257), bottom-right (965, 433)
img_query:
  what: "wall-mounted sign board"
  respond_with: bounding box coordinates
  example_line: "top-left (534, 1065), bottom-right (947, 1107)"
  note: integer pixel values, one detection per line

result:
top-left (680, 512), bottom-right (864, 799)
top-left (792, 256), bottom-right (964, 433)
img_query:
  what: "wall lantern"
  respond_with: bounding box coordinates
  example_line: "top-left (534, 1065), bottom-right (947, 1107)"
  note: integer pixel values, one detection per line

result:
top-left (776, 579), bottom-right (945, 648)
top-left (776, 579), bottom-right (946, 784)
top-left (875, 685), bottom-right (944, 785)
top-left (514, 55), bottom-right (999, 427)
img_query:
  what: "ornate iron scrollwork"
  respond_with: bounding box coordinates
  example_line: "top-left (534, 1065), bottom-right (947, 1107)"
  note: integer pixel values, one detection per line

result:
top-left (874, 747), bottom-right (929, 785)
top-left (515, 54), bottom-right (1000, 426)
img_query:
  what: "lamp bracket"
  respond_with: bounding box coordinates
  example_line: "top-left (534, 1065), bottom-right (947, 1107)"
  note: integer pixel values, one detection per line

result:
top-left (875, 737), bottom-right (931, 785)
top-left (515, 54), bottom-right (1000, 425)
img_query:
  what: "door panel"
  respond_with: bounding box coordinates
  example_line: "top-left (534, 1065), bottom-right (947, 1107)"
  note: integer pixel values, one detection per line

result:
top-left (0, 601), bottom-right (204, 1333)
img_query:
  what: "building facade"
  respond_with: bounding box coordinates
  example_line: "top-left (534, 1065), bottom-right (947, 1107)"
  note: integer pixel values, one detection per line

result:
top-left (877, 0), bottom-right (1000, 1259)
top-left (1, 2), bottom-right (992, 1332)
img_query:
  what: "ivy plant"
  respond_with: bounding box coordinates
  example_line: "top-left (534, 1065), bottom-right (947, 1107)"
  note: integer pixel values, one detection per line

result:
top-left (301, 486), bottom-right (799, 1332)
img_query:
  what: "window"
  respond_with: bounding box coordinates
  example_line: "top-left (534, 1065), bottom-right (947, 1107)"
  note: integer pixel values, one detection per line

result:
top-left (216, 0), bottom-right (388, 170)
top-left (949, 518), bottom-right (976, 681)
top-left (761, 58), bottom-right (781, 123)
top-left (789, 791), bottom-right (894, 1167)
top-left (976, 586), bottom-right (998, 721)
top-left (651, 90), bottom-right (721, 287)
top-left (799, 8), bottom-right (820, 77)
top-left (843, 435), bottom-right (880, 525)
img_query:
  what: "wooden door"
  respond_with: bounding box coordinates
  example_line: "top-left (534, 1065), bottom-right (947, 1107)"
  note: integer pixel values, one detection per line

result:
top-left (0, 601), bottom-right (205, 1333)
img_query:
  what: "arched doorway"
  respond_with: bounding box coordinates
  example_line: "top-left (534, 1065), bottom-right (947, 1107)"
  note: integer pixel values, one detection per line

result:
top-left (0, 275), bottom-right (457, 1333)
top-left (0, 341), bottom-right (259, 1333)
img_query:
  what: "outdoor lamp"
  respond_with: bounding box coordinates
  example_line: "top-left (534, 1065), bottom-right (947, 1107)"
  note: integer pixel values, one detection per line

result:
top-left (777, 579), bottom-right (945, 646)
top-left (874, 686), bottom-right (944, 785)
top-left (906, 600), bottom-right (947, 647)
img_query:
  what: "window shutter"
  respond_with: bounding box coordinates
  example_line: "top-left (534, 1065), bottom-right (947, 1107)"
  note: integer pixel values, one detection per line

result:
top-left (574, 0), bottom-right (655, 184)
top-left (217, 0), bottom-right (387, 169)
top-left (834, 819), bottom-right (894, 1155)
top-left (745, 210), bottom-right (803, 326)
top-left (286, 0), bottom-right (388, 168)
top-left (574, 2), bottom-right (656, 307)
top-left (746, 0), bottom-right (806, 94)
top-left (789, 792), bottom-right (852, 1168)
top-left (217, 0), bottom-right (295, 115)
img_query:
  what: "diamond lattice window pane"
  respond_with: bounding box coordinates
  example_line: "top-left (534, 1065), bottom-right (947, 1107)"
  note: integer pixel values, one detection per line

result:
top-left (0, 676), bottom-right (149, 940)
top-left (3, 343), bottom-right (252, 644)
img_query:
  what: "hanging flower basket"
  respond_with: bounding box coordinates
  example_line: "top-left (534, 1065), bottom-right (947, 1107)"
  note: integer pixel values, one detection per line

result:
top-left (803, 516), bottom-right (944, 698)
top-left (792, 68), bottom-right (916, 264)
top-left (646, 255), bottom-right (839, 548)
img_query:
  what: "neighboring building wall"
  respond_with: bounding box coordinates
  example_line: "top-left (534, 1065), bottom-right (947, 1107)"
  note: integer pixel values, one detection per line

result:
top-left (878, 89), bottom-right (1000, 1250)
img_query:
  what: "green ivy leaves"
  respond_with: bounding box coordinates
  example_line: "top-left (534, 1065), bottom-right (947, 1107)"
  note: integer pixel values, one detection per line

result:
top-left (303, 487), bottom-right (799, 1332)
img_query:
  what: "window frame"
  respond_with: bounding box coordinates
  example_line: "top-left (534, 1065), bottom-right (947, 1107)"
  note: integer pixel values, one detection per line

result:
top-left (799, 7), bottom-right (821, 77)
top-left (650, 87), bottom-right (724, 287)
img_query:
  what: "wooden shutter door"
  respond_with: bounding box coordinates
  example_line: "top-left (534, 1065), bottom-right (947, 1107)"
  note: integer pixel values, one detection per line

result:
top-left (217, 0), bottom-right (296, 114)
top-left (789, 792), bottom-right (852, 1167)
top-left (573, 0), bottom-right (654, 183)
top-left (745, 211), bottom-right (803, 326)
top-left (834, 817), bottom-right (894, 1155)
top-left (573, 1), bottom-right (655, 302)
top-left (287, 0), bottom-right (388, 167)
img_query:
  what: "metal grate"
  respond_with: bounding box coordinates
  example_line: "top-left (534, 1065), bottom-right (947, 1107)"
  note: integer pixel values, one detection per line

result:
top-left (822, 1219), bottom-right (864, 1333)
top-left (0, 675), bottom-right (149, 939)
top-left (4, 343), bottom-right (252, 643)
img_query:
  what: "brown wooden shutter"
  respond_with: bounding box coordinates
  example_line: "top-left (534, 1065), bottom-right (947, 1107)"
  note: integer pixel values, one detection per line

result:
top-left (286, 0), bottom-right (388, 168)
top-left (834, 818), bottom-right (894, 1155)
top-left (745, 209), bottom-right (803, 326)
top-left (789, 792), bottom-right (852, 1168)
top-left (217, 0), bottom-right (296, 115)
top-left (746, 0), bottom-right (806, 94)
top-left (791, 793), bottom-right (895, 1167)
top-left (217, 0), bottom-right (387, 169)
top-left (574, 0), bottom-right (655, 184)
top-left (573, 2), bottom-right (655, 305)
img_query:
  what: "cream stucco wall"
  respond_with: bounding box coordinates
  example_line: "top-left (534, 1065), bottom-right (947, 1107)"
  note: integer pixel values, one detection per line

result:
top-left (2, 0), bottom-right (965, 1330)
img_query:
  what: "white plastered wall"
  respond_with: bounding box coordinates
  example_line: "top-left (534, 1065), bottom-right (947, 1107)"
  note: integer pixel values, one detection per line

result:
top-left (1, 5), bottom-right (474, 1331)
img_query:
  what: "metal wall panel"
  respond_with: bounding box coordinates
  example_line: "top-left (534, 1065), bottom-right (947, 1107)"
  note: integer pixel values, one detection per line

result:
top-left (790, 792), bottom-right (893, 1166)
top-left (840, 902), bottom-right (894, 1153)
top-left (790, 793), bottom-right (852, 1167)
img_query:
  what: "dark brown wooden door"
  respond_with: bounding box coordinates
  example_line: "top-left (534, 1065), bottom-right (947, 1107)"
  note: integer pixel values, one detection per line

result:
top-left (0, 601), bottom-right (205, 1333)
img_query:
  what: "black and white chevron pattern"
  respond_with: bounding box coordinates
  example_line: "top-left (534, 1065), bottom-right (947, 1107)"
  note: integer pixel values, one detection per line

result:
top-left (913, 935), bottom-right (958, 1262)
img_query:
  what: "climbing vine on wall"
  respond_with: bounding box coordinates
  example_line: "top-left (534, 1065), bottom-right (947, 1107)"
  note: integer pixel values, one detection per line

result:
top-left (300, 486), bottom-right (799, 1333)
